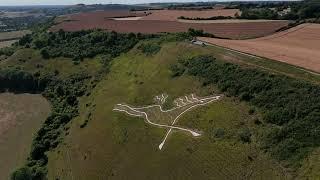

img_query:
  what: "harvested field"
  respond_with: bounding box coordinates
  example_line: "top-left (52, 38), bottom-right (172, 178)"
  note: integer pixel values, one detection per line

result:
top-left (51, 14), bottom-right (288, 39)
top-left (0, 93), bottom-right (50, 179)
top-left (198, 23), bottom-right (320, 73)
top-left (140, 9), bottom-right (241, 21)
top-left (0, 30), bottom-right (31, 41)
top-left (177, 19), bottom-right (288, 24)
top-left (62, 10), bottom-right (146, 21)
top-left (0, 40), bottom-right (17, 48)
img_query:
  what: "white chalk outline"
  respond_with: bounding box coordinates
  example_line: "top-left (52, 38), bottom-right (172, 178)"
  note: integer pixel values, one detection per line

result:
top-left (113, 94), bottom-right (222, 150)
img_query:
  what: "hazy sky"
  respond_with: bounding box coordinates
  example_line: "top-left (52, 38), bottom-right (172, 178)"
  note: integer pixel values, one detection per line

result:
top-left (0, 0), bottom-right (298, 6)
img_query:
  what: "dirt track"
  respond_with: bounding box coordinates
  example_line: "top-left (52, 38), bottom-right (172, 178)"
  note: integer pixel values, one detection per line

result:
top-left (199, 23), bottom-right (320, 73)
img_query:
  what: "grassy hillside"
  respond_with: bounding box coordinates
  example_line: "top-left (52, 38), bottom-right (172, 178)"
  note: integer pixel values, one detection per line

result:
top-left (46, 42), bottom-right (291, 179)
top-left (1, 30), bottom-right (319, 179)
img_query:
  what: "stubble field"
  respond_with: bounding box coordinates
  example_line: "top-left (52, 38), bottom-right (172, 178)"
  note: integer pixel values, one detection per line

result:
top-left (199, 23), bottom-right (320, 73)
top-left (0, 93), bottom-right (50, 179)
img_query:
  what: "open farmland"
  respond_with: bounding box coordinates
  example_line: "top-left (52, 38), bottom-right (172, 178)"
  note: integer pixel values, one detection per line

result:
top-left (139, 9), bottom-right (241, 21)
top-left (66, 10), bottom-right (147, 20)
top-left (0, 93), bottom-right (50, 179)
top-left (0, 40), bottom-right (17, 48)
top-left (51, 10), bottom-right (288, 39)
top-left (0, 30), bottom-right (31, 41)
top-left (198, 23), bottom-right (320, 73)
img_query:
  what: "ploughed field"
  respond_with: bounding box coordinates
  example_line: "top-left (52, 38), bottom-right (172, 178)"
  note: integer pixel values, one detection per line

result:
top-left (199, 23), bottom-right (320, 73)
top-left (51, 10), bottom-right (289, 39)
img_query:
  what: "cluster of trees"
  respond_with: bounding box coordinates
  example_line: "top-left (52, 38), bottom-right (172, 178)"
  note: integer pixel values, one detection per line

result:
top-left (239, 8), bottom-right (278, 20)
top-left (0, 69), bottom-right (47, 93)
top-left (286, 0), bottom-right (320, 20)
top-left (18, 29), bottom-right (141, 62)
top-left (0, 46), bottom-right (16, 57)
top-left (171, 55), bottom-right (320, 167)
top-left (238, 0), bottom-right (320, 20)
top-left (23, 73), bottom-right (91, 179)
top-left (173, 0), bottom-right (320, 21)
top-left (187, 28), bottom-right (229, 39)
top-left (0, 16), bottom-right (48, 32)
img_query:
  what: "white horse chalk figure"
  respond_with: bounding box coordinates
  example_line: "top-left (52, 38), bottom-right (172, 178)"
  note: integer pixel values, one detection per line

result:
top-left (113, 93), bottom-right (222, 150)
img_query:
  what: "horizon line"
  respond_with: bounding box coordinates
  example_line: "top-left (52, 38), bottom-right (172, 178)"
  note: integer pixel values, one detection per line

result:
top-left (0, 0), bottom-right (301, 7)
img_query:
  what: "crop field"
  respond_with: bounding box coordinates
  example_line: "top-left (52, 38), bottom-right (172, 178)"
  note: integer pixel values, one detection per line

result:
top-left (47, 42), bottom-right (291, 179)
top-left (177, 19), bottom-right (288, 24)
top-left (0, 30), bottom-right (31, 41)
top-left (139, 9), bottom-right (241, 21)
top-left (198, 23), bottom-right (320, 73)
top-left (0, 93), bottom-right (50, 179)
top-left (66, 10), bottom-right (147, 20)
top-left (51, 11), bottom-right (288, 39)
top-left (0, 40), bottom-right (17, 48)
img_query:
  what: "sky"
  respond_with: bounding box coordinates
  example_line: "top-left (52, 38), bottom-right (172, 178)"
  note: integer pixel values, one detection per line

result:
top-left (0, 0), bottom-right (298, 6)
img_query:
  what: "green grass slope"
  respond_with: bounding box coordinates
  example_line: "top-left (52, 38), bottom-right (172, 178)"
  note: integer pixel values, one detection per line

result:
top-left (47, 42), bottom-right (290, 179)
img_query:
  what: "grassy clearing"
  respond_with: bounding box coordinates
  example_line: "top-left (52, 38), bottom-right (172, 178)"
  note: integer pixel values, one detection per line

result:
top-left (1, 48), bottom-right (102, 78)
top-left (47, 42), bottom-right (289, 179)
top-left (0, 93), bottom-right (50, 179)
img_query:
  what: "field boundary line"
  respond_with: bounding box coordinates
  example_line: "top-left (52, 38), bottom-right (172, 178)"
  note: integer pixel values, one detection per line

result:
top-left (196, 39), bottom-right (320, 76)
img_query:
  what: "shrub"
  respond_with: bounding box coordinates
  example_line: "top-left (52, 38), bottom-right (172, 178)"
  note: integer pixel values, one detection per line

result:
top-left (138, 42), bottom-right (161, 56)
top-left (239, 128), bottom-right (252, 143)
top-left (214, 128), bottom-right (225, 138)
top-left (11, 167), bottom-right (32, 180)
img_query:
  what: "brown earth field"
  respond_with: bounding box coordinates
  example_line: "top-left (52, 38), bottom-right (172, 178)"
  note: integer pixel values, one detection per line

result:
top-left (0, 93), bottom-right (51, 179)
top-left (139, 9), bottom-right (241, 21)
top-left (54, 10), bottom-right (148, 24)
top-left (198, 23), bottom-right (320, 73)
top-left (51, 10), bottom-right (288, 39)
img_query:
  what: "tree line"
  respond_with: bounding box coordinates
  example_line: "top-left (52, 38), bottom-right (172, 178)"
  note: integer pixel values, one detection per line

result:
top-left (18, 29), bottom-right (145, 62)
